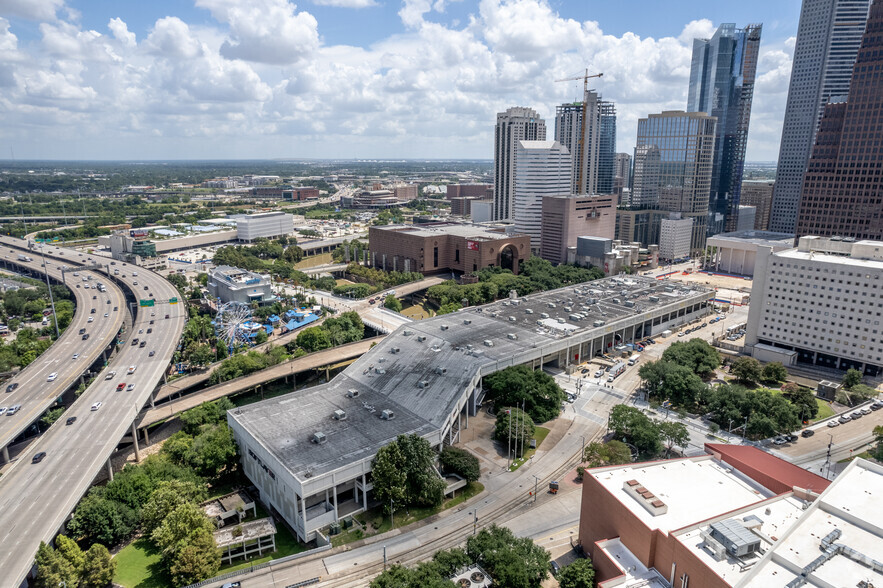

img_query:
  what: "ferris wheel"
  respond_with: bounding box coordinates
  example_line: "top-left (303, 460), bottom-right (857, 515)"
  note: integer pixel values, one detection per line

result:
top-left (214, 301), bottom-right (255, 350)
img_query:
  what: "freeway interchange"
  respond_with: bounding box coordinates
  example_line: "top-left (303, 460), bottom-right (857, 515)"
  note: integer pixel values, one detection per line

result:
top-left (0, 236), bottom-right (185, 587)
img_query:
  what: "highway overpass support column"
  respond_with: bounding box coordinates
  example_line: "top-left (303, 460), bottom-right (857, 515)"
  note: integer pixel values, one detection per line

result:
top-left (2, 446), bottom-right (8, 464)
top-left (106, 458), bottom-right (114, 482)
top-left (131, 422), bottom-right (140, 462)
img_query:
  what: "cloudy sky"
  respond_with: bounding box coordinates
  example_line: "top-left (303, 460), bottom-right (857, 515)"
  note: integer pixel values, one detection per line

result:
top-left (0, 0), bottom-right (801, 161)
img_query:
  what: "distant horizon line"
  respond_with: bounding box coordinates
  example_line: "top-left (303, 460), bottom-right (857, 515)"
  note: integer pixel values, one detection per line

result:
top-left (0, 158), bottom-right (779, 165)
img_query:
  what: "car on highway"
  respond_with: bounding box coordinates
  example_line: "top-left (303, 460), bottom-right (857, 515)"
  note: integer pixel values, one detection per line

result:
top-left (165, 314), bottom-right (170, 319)
top-left (148, 350), bottom-right (155, 357)
top-left (72, 353), bottom-right (79, 360)
top-left (6, 382), bottom-right (18, 393)
top-left (127, 365), bottom-right (137, 374)
top-left (66, 416), bottom-right (77, 426)
top-left (114, 306), bottom-right (118, 311)
top-left (139, 341), bottom-right (147, 348)
top-left (82, 333), bottom-right (89, 340)
top-left (90, 402), bottom-right (102, 411)
top-left (106, 300), bottom-right (111, 304)
top-left (149, 320), bottom-right (154, 325)
top-left (0, 407), bottom-right (6, 416)
top-left (90, 308), bottom-right (96, 314)
top-left (104, 312), bottom-right (108, 317)
top-left (146, 328), bottom-right (152, 334)
top-left (116, 383), bottom-right (126, 392)
top-left (32, 452), bottom-right (47, 464)
top-left (138, 329), bottom-right (143, 334)
top-left (92, 295), bottom-right (97, 300)
top-left (131, 338), bottom-right (139, 346)
top-left (802, 429), bottom-right (815, 437)
top-left (47, 373), bottom-right (58, 382)
top-left (105, 371), bottom-right (116, 380)
top-left (126, 383), bottom-right (135, 391)
top-left (79, 328), bottom-right (86, 335)
top-left (87, 317), bottom-right (93, 323)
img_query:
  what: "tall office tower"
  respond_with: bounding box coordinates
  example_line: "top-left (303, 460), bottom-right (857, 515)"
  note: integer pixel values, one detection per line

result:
top-left (513, 140), bottom-right (572, 254)
top-left (635, 111), bottom-right (717, 253)
top-left (770, 0), bottom-right (871, 233)
top-left (796, 0), bottom-right (883, 240)
top-left (615, 152), bottom-right (632, 183)
top-left (740, 180), bottom-right (775, 230)
top-left (554, 90), bottom-right (601, 195)
top-left (687, 23), bottom-right (762, 236)
top-left (597, 101), bottom-right (617, 195)
top-left (493, 107), bottom-right (546, 221)
top-left (629, 145), bottom-right (661, 208)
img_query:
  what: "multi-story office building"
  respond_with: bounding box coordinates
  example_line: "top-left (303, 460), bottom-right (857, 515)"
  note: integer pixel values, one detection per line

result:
top-left (687, 23), bottom-right (762, 235)
top-left (446, 184), bottom-right (492, 199)
top-left (493, 107), bottom-right (546, 220)
top-left (283, 187), bottom-right (319, 201)
top-left (770, 0), bottom-right (872, 233)
top-left (629, 145), bottom-right (661, 209)
top-left (615, 152), bottom-right (632, 185)
top-left (746, 235), bottom-right (883, 375)
top-left (597, 101), bottom-right (616, 195)
top-left (796, 0), bottom-right (883, 240)
top-left (659, 215), bottom-right (694, 261)
top-left (512, 140), bottom-right (572, 254)
top-left (736, 206), bottom-right (757, 232)
top-left (207, 265), bottom-right (275, 305)
top-left (554, 93), bottom-right (601, 195)
top-left (234, 212), bottom-right (295, 242)
top-left (540, 194), bottom-right (616, 264)
top-left (739, 180), bottom-right (774, 230)
top-left (628, 111), bottom-right (717, 253)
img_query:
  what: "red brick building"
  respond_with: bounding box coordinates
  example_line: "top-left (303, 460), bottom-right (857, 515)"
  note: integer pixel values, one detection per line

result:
top-left (367, 223), bottom-right (530, 275)
top-left (580, 444), bottom-right (829, 588)
top-left (284, 187), bottom-right (320, 201)
top-left (446, 184), bottom-right (492, 199)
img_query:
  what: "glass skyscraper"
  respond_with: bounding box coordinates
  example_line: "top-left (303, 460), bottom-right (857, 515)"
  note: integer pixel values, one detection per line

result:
top-left (597, 101), bottom-right (616, 195)
top-left (687, 23), bottom-right (762, 236)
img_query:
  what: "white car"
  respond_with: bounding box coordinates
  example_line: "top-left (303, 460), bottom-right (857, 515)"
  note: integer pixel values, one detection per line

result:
top-left (88, 317), bottom-right (94, 323)
top-left (47, 373), bottom-right (58, 382)
top-left (72, 353), bottom-right (79, 360)
top-left (127, 365), bottom-right (137, 374)
top-left (827, 420), bottom-right (840, 428)
top-left (126, 383), bottom-right (135, 391)
top-left (0, 407), bottom-right (7, 416)
top-left (91, 402), bottom-right (102, 411)
top-left (104, 313), bottom-right (109, 317)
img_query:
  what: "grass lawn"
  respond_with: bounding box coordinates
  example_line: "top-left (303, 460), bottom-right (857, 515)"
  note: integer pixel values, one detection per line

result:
top-left (331, 481), bottom-right (485, 548)
top-left (838, 450), bottom-right (874, 463)
top-left (509, 426), bottom-right (551, 471)
top-left (813, 399), bottom-right (836, 422)
top-left (294, 252), bottom-right (334, 269)
top-left (114, 538), bottom-right (168, 588)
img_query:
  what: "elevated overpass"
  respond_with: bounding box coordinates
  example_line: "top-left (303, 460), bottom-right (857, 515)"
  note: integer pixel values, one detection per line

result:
top-left (0, 251), bottom-right (125, 461)
top-left (0, 236), bottom-right (185, 587)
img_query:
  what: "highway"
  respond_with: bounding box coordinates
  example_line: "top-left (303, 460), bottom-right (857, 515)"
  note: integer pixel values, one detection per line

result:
top-left (0, 236), bottom-right (186, 587)
top-left (0, 251), bottom-right (125, 458)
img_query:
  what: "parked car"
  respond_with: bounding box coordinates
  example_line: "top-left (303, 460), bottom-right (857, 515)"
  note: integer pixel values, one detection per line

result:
top-left (839, 414), bottom-right (852, 423)
top-left (827, 420), bottom-right (840, 428)
top-left (801, 429), bottom-right (815, 437)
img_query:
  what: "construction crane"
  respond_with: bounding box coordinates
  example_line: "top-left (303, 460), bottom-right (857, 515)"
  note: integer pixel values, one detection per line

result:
top-left (555, 70), bottom-right (603, 194)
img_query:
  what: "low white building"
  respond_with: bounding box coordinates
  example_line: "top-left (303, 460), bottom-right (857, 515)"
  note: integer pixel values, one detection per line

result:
top-left (705, 230), bottom-right (794, 277)
top-left (658, 215), bottom-right (693, 261)
top-left (746, 235), bottom-right (883, 375)
top-left (234, 212), bottom-right (295, 242)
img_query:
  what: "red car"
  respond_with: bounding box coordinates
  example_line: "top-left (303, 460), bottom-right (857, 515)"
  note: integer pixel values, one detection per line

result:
top-left (116, 382), bottom-right (126, 392)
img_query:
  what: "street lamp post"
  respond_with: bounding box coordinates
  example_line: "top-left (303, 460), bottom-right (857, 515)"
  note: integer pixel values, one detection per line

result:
top-left (39, 245), bottom-right (60, 338)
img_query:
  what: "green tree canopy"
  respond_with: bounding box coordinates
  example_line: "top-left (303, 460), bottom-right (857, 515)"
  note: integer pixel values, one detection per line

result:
top-left (141, 480), bottom-right (208, 533)
top-left (661, 338), bottom-right (720, 378)
top-left (730, 356), bottom-right (763, 386)
top-left (439, 446), bottom-right (481, 482)
top-left (34, 542), bottom-right (79, 588)
top-left (761, 362), bottom-right (788, 384)
top-left (167, 527), bottom-right (221, 585)
top-left (179, 398), bottom-right (235, 435)
top-left (466, 525), bottom-right (550, 588)
top-left (67, 489), bottom-right (138, 546)
top-left (842, 368), bottom-right (863, 390)
top-left (607, 405), bottom-right (661, 456)
top-left (583, 440), bottom-right (632, 467)
top-left (657, 421), bottom-right (690, 457)
top-left (296, 326), bottom-right (332, 353)
top-left (384, 294), bottom-right (403, 312)
top-left (557, 558), bottom-right (595, 588)
top-left (485, 365), bottom-right (566, 423)
top-left (371, 434), bottom-right (446, 512)
top-left (81, 544), bottom-right (116, 587)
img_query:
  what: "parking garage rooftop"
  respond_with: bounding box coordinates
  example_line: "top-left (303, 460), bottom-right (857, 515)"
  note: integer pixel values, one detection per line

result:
top-left (230, 276), bottom-right (713, 481)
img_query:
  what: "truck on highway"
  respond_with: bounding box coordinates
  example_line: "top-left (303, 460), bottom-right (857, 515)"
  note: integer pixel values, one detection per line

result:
top-left (16, 254), bottom-right (32, 262)
top-left (627, 354), bottom-right (641, 366)
top-left (607, 361), bottom-right (626, 382)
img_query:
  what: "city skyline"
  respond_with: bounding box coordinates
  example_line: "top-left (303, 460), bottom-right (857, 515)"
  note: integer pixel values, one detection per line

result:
top-left (0, 0), bottom-right (800, 161)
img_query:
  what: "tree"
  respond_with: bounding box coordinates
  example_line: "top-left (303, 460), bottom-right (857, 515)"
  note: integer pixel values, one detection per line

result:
top-left (781, 386), bottom-right (819, 422)
top-left (657, 421), bottom-right (690, 458)
top-left (873, 425), bottom-right (883, 461)
top-left (167, 273), bottom-right (188, 292)
top-left (436, 302), bottom-right (461, 315)
top-left (842, 368), bottom-right (863, 390)
top-left (189, 343), bottom-right (215, 367)
top-left (255, 329), bottom-right (269, 344)
top-left (583, 440), bottom-right (632, 467)
top-left (369, 563), bottom-right (456, 588)
top-left (557, 558), bottom-right (595, 588)
top-left (371, 440), bottom-right (408, 514)
top-left (661, 338), bottom-right (720, 378)
top-left (439, 446), bottom-right (480, 482)
top-left (607, 405), bottom-right (661, 456)
top-left (493, 407), bottom-right (535, 458)
top-left (81, 544), bottom-right (116, 587)
top-left (467, 525), bottom-right (550, 588)
top-left (34, 542), bottom-right (79, 588)
top-left (167, 528), bottom-right (221, 585)
top-left (296, 326), bottom-right (332, 352)
top-left (485, 365), bottom-right (566, 423)
top-left (761, 362), bottom-right (788, 384)
top-left (55, 535), bottom-right (85, 577)
top-left (397, 434), bottom-right (446, 507)
top-left (730, 356), bottom-right (762, 386)
top-left (384, 294), bottom-right (402, 312)
top-left (141, 480), bottom-right (208, 533)
top-left (67, 489), bottom-right (138, 546)
top-left (179, 398), bottom-right (235, 435)
top-left (641, 361), bottom-right (706, 407)
top-left (186, 424), bottom-right (238, 478)
top-left (432, 547), bottom-right (471, 576)
top-left (152, 502), bottom-right (216, 557)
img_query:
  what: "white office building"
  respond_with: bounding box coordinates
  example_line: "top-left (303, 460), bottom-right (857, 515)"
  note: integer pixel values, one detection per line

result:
top-left (659, 215), bottom-right (694, 261)
top-left (234, 212), bottom-right (295, 242)
top-left (493, 107), bottom-right (546, 221)
top-left (512, 140), bottom-right (572, 254)
top-left (746, 236), bottom-right (883, 376)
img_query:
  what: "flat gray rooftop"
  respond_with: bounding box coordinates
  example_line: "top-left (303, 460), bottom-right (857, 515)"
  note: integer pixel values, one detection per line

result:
top-left (707, 230), bottom-right (795, 248)
top-left (376, 223), bottom-right (522, 240)
top-left (231, 276), bottom-right (711, 481)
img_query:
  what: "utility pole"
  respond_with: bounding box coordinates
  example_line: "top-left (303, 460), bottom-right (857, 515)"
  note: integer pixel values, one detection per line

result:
top-left (532, 475), bottom-right (540, 503)
top-left (472, 508), bottom-right (478, 535)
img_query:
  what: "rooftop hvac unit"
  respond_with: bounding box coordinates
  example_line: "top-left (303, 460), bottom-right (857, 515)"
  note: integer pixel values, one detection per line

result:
top-left (484, 340), bottom-right (494, 347)
top-left (375, 367), bottom-right (386, 374)
top-left (548, 303), bottom-right (556, 308)
top-left (507, 333), bottom-right (518, 340)
top-left (593, 320), bottom-right (605, 327)
top-left (417, 335), bottom-right (426, 342)
top-left (624, 301), bottom-right (635, 308)
top-left (466, 344), bottom-right (474, 350)
top-left (557, 318), bottom-right (565, 324)
top-left (417, 380), bottom-right (429, 388)
top-left (403, 329), bottom-right (413, 336)
top-left (381, 409), bottom-right (395, 420)
top-left (390, 347), bottom-right (400, 354)
top-left (525, 308), bottom-right (534, 314)
top-left (569, 314), bottom-right (582, 321)
top-left (463, 319), bottom-right (472, 325)
top-left (435, 366), bottom-right (447, 375)
top-left (490, 312), bottom-right (498, 318)
top-left (333, 409), bottom-right (347, 421)
top-left (649, 296), bottom-right (660, 303)
top-left (440, 324), bottom-right (449, 331)
top-left (541, 313), bottom-right (550, 319)
top-left (346, 389), bottom-right (360, 398)
top-left (509, 316), bottom-right (517, 322)
top-left (311, 432), bottom-right (327, 444)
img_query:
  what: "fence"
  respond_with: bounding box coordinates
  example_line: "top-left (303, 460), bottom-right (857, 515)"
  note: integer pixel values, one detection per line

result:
top-left (181, 544), bottom-right (331, 588)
